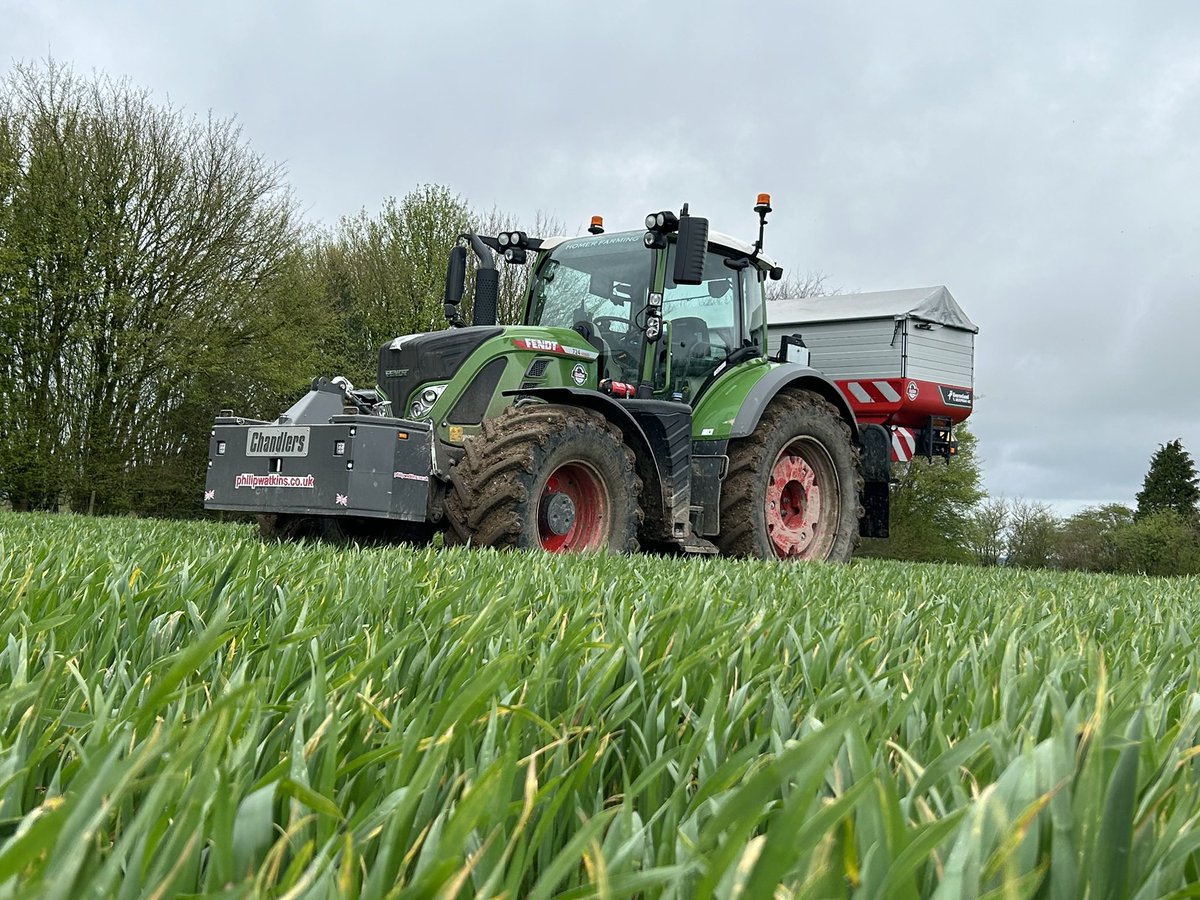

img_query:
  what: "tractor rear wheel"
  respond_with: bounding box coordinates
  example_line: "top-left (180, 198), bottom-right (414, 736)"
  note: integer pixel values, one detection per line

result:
top-left (715, 391), bottom-right (862, 562)
top-left (445, 403), bottom-right (641, 552)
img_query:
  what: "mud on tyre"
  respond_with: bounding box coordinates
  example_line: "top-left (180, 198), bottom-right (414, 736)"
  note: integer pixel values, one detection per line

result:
top-left (715, 391), bottom-right (863, 562)
top-left (445, 403), bottom-right (642, 552)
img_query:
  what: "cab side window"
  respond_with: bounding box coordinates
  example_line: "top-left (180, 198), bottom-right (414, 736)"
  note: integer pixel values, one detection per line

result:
top-left (741, 268), bottom-right (767, 350)
top-left (661, 249), bottom-right (742, 401)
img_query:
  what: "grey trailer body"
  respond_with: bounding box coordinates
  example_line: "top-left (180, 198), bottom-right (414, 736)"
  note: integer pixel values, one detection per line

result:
top-left (767, 286), bottom-right (978, 390)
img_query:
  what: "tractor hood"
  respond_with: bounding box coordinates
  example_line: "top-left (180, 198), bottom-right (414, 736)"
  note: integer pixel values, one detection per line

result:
top-left (378, 326), bottom-right (504, 414)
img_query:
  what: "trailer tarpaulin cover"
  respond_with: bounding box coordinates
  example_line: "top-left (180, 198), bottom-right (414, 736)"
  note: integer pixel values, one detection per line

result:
top-left (770, 286), bottom-right (978, 333)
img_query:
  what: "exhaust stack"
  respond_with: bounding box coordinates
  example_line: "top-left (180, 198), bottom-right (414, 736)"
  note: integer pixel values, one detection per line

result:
top-left (466, 233), bottom-right (499, 327)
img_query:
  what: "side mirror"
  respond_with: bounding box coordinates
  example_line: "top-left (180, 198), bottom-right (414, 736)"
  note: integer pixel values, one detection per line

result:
top-left (673, 214), bottom-right (708, 285)
top-left (777, 333), bottom-right (810, 366)
top-left (444, 245), bottom-right (467, 309)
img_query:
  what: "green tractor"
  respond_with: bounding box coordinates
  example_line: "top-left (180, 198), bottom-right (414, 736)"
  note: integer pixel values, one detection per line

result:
top-left (205, 196), bottom-right (894, 561)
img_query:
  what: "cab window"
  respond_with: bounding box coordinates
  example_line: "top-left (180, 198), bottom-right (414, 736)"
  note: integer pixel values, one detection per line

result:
top-left (660, 248), bottom-right (756, 401)
top-left (741, 266), bottom-right (767, 350)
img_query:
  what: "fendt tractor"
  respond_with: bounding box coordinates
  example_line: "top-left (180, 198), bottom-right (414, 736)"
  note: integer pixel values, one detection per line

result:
top-left (204, 196), bottom-right (977, 562)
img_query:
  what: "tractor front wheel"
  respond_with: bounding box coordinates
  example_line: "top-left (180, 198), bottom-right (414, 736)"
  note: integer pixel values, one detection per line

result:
top-left (715, 391), bottom-right (862, 562)
top-left (445, 403), bottom-right (641, 552)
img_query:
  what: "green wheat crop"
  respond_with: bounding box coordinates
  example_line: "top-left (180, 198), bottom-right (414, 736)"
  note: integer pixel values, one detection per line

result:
top-left (2, 510), bottom-right (1200, 898)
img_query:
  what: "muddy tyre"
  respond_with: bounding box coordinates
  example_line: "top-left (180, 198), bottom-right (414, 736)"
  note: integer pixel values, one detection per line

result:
top-left (445, 403), bottom-right (641, 552)
top-left (715, 391), bottom-right (862, 562)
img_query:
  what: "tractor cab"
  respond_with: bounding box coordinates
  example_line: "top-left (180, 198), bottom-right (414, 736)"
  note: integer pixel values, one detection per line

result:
top-left (525, 227), bottom-right (775, 405)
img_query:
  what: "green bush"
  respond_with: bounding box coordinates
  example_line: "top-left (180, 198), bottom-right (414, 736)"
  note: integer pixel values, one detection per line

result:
top-left (1113, 509), bottom-right (1200, 576)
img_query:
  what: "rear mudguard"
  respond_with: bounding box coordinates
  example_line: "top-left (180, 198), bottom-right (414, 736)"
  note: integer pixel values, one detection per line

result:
top-left (730, 363), bottom-right (858, 439)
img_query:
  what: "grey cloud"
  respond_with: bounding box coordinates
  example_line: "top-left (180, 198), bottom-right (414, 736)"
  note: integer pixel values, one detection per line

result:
top-left (4, 0), bottom-right (1199, 511)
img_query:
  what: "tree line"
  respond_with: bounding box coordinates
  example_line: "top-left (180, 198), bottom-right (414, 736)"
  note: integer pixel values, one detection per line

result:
top-left (863, 434), bottom-right (1200, 578)
top-left (0, 61), bottom-right (541, 516)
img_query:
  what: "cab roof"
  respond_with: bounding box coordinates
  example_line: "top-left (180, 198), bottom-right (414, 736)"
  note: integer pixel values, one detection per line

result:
top-left (538, 229), bottom-right (779, 271)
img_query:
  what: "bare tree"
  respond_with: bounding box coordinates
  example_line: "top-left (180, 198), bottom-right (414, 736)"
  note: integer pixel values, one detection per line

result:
top-left (1006, 499), bottom-right (1059, 569)
top-left (766, 269), bottom-right (840, 302)
top-left (965, 497), bottom-right (1011, 566)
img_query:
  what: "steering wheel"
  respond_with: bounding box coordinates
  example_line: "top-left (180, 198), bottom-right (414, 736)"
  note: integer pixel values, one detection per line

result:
top-left (592, 315), bottom-right (631, 335)
top-left (586, 317), bottom-right (640, 378)
top-left (685, 335), bottom-right (730, 359)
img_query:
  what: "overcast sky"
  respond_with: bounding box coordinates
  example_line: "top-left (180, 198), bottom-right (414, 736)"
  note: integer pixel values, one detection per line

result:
top-left (5, 0), bottom-right (1199, 513)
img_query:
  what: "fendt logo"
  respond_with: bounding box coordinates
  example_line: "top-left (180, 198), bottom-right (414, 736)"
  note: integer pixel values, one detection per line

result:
top-left (518, 338), bottom-right (562, 352)
top-left (939, 386), bottom-right (973, 408)
top-left (245, 427), bottom-right (310, 457)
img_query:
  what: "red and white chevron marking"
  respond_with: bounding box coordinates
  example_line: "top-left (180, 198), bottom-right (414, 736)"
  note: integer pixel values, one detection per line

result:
top-left (892, 427), bottom-right (917, 462)
top-left (843, 380), bottom-right (902, 404)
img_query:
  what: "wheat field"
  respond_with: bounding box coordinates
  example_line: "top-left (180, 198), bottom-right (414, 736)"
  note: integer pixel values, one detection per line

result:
top-left (2, 511), bottom-right (1199, 898)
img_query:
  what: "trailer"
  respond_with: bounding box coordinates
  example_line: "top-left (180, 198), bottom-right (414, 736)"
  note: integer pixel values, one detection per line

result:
top-left (768, 286), bottom-right (977, 461)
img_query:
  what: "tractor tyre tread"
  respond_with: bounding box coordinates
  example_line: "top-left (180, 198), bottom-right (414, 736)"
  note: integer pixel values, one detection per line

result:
top-left (445, 403), bottom-right (642, 552)
top-left (715, 390), bottom-right (863, 562)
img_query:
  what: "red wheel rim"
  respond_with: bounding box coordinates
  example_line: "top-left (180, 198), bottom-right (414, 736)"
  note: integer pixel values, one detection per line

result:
top-left (764, 438), bottom-right (839, 559)
top-left (538, 462), bottom-right (611, 552)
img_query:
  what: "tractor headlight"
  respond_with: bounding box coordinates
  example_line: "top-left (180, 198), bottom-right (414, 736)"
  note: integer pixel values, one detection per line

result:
top-left (409, 383), bottom-right (447, 419)
top-left (644, 210), bottom-right (679, 235)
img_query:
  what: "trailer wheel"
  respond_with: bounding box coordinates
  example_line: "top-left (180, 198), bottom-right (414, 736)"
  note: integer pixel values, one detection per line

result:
top-left (715, 391), bottom-right (862, 562)
top-left (445, 403), bottom-right (642, 552)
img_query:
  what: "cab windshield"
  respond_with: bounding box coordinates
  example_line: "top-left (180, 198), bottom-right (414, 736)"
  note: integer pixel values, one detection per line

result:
top-left (526, 231), bottom-right (768, 400)
top-left (527, 232), bottom-right (650, 331)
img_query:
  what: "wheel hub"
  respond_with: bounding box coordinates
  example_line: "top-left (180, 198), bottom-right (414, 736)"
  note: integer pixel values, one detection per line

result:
top-left (765, 445), bottom-right (826, 558)
top-left (538, 463), bottom-right (610, 552)
top-left (540, 490), bottom-right (576, 536)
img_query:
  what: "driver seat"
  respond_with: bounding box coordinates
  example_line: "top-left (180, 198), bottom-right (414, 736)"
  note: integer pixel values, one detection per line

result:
top-left (670, 317), bottom-right (715, 377)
